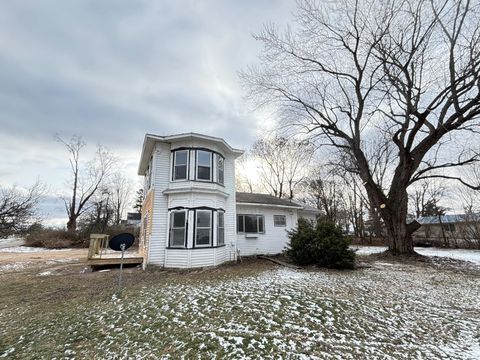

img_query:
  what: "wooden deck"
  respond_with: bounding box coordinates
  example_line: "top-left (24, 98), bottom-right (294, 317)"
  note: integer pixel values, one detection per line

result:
top-left (87, 254), bottom-right (144, 266)
top-left (87, 234), bottom-right (143, 267)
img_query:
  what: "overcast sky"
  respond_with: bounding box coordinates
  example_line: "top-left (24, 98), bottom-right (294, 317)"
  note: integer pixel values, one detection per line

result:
top-left (0, 0), bottom-right (295, 224)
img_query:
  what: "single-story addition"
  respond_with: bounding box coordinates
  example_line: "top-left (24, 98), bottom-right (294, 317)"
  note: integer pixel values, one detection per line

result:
top-left (137, 132), bottom-right (319, 269)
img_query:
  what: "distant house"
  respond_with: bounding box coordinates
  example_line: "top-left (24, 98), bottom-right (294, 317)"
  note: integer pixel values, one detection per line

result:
top-left (415, 214), bottom-right (480, 242)
top-left (137, 132), bottom-right (320, 269)
top-left (126, 212), bottom-right (141, 227)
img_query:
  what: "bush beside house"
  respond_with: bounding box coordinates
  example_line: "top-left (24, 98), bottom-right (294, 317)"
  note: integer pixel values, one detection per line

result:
top-left (286, 218), bottom-right (355, 269)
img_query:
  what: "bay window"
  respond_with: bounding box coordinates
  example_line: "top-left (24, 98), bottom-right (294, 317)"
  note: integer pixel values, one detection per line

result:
top-left (195, 210), bottom-right (212, 246)
top-left (173, 150), bottom-right (188, 181)
top-left (196, 150), bottom-right (212, 181)
top-left (169, 211), bottom-right (187, 247)
top-left (217, 211), bottom-right (225, 245)
top-left (217, 154), bottom-right (225, 185)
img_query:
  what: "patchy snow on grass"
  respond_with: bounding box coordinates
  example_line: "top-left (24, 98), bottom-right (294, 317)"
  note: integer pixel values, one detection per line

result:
top-left (0, 262), bottom-right (32, 272)
top-left (352, 245), bottom-right (480, 265)
top-left (0, 246), bottom-right (69, 253)
top-left (2, 262), bottom-right (479, 359)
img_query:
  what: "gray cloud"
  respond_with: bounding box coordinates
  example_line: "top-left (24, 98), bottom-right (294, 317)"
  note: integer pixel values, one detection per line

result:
top-left (0, 0), bottom-right (294, 223)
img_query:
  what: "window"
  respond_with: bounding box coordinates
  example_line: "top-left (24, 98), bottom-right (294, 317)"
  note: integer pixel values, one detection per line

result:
top-left (217, 211), bottom-right (225, 245)
top-left (195, 210), bottom-right (212, 246)
top-left (197, 150), bottom-right (212, 181)
top-left (217, 154), bottom-right (225, 185)
top-left (274, 215), bottom-right (287, 227)
top-left (237, 215), bottom-right (265, 234)
top-left (169, 211), bottom-right (186, 247)
top-left (173, 150), bottom-right (188, 180)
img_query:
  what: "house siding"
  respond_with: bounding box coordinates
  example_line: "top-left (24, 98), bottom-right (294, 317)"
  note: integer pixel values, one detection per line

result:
top-left (148, 142), bottom-right (171, 267)
top-left (236, 205), bottom-right (299, 256)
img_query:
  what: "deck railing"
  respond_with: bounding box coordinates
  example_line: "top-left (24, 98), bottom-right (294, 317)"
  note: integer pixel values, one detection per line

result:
top-left (88, 234), bottom-right (109, 260)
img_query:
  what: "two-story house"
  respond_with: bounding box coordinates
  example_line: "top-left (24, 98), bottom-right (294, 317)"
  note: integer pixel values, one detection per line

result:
top-left (137, 133), bottom-right (318, 269)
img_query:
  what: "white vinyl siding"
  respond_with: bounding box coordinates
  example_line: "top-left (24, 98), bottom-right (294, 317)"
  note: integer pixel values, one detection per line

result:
top-left (236, 205), bottom-right (298, 256)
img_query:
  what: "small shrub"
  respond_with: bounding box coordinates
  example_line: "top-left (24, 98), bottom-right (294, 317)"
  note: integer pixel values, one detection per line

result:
top-left (285, 218), bottom-right (355, 269)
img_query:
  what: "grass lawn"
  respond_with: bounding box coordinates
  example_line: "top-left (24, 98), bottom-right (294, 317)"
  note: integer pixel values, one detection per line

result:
top-left (0, 256), bottom-right (479, 359)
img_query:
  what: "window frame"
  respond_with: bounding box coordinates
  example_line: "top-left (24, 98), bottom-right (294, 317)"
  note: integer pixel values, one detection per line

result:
top-left (195, 210), bottom-right (212, 247)
top-left (216, 154), bottom-right (225, 185)
top-left (237, 214), bottom-right (265, 234)
top-left (172, 149), bottom-right (189, 181)
top-left (273, 215), bottom-right (287, 227)
top-left (217, 211), bottom-right (225, 246)
top-left (169, 210), bottom-right (187, 248)
top-left (196, 150), bottom-right (213, 181)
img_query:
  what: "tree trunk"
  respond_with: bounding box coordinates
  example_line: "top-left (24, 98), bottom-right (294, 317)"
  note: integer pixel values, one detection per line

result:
top-left (381, 191), bottom-right (415, 255)
top-left (67, 216), bottom-right (77, 232)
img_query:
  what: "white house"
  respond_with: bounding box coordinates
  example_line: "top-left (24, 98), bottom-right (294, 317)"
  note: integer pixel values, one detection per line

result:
top-left (137, 133), bottom-right (319, 269)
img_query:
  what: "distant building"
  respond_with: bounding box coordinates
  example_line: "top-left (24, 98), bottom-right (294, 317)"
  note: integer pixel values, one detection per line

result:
top-left (415, 214), bottom-right (480, 241)
top-left (125, 212), bottom-right (141, 227)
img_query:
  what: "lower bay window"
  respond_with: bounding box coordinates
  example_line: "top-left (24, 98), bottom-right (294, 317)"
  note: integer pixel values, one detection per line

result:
top-left (195, 210), bottom-right (212, 247)
top-left (169, 210), bottom-right (187, 247)
top-left (168, 208), bottom-right (225, 248)
top-left (217, 211), bottom-right (225, 245)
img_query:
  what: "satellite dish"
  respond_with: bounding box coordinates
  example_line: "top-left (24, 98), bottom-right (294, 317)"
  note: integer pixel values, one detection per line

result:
top-left (109, 233), bottom-right (135, 251)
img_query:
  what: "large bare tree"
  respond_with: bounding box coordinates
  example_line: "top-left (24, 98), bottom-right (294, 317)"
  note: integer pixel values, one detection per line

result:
top-left (243, 0), bottom-right (480, 254)
top-left (57, 135), bottom-right (115, 231)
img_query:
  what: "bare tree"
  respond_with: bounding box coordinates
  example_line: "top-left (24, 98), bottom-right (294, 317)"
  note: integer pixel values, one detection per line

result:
top-left (243, 0), bottom-right (480, 254)
top-left (56, 135), bottom-right (115, 231)
top-left (409, 180), bottom-right (448, 217)
top-left (0, 182), bottom-right (44, 238)
top-left (235, 152), bottom-right (259, 193)
top-left (110, 172), bottom-right (132, 225)
top-left (251, 136), bottom-right (314, 199)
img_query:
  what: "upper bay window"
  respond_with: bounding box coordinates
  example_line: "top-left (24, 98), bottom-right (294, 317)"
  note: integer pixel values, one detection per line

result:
top-left (171, 148), bottom-right (225, 185)
top-left (217, 154), bottom-right (224, 185)
top-left (173, 150), bottom-right (188, 181)
top-left (197, 150), bottom-right (212, 181)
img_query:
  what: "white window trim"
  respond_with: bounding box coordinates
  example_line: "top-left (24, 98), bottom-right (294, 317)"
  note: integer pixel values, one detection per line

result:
top-left (273, 215), bottom-right (287, 227)
top-left (172, 150), bottom-right (189, 181)
top-left (169, 210), bottom-right (187, 248)
top-left (196, 150), bottom-right (212, 182)
top-left (195, 210), bottom-right (212, 247)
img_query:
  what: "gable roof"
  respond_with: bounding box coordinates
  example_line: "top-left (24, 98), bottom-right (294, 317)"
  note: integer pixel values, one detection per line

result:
top-left (138, 132), bottom-right (244, 175)
top-left (236, 192), bottom-right (304, 209)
